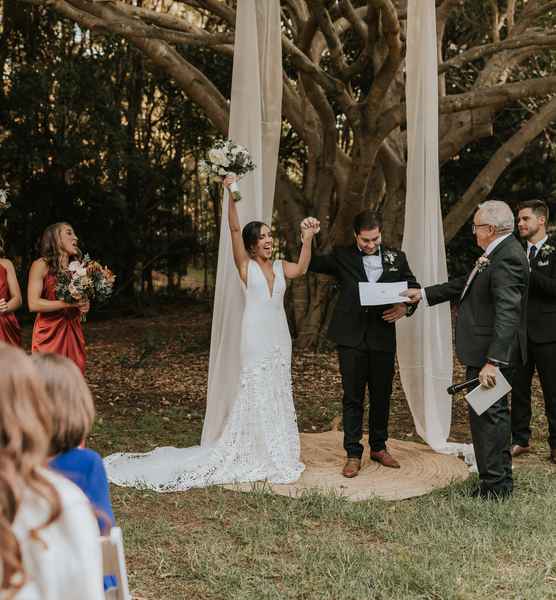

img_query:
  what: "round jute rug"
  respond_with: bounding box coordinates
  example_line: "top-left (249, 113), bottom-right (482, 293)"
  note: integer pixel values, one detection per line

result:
top-left (226, 431), bottom-right (469, 501)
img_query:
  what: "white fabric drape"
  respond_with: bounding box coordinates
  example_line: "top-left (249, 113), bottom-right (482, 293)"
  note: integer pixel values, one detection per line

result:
top-left (396, 0), bottom-right (454, 450)
top-left (201, 0), bottom-right (282, 444)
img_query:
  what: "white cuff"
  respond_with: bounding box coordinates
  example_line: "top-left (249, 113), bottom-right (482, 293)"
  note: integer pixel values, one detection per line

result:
top-left (421, 288), bottom-right (429, 307)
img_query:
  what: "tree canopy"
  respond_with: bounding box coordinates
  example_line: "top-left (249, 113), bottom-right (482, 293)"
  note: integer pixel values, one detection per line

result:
top-left (3, 0), bottom-right (556, 343)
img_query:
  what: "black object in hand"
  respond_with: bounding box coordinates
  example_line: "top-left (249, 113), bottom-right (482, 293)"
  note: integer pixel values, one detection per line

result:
top-left (447, 377), bottom-right (480, 395)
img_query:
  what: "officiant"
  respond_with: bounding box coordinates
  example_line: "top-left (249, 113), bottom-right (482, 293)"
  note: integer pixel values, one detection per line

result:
top-left (303, 210), bottom-right (420, 478)
top-left (403, 200), bottom-right (529, 500)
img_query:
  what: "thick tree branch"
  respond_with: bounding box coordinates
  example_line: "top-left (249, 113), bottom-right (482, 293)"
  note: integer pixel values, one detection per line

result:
top-left (441, 76), bottom-right (556, 114)
top-left (182, 0), bottom-right (235, 27)
top-left (444, 94), bottom-right (556, 242)
top-left (518, 1), bottom-right (556, 30)
top-left (52, 0), bottom-right (233, 49)
top-left (365, 0), bottom-right (402, 123)
top-left (338, 0), bottom-right (368, 42)
top-left (282, 36), bottom-right (349, 102)
top-left (439, 32), bottom-right (556, 74)
top-left (47, 0), bottom-right (230, 135)
top-left (375, 75), bottom-right (556, 143)
top-left (310, 0), bottom-right (349, 76)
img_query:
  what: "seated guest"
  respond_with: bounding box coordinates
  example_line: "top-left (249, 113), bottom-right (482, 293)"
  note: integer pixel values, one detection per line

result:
top-left (32, 353), bottom-right (115, 531)
top-left (32, 353), bottom-right (116, 589)
top-left (0, 344), bottom-right (103, 600)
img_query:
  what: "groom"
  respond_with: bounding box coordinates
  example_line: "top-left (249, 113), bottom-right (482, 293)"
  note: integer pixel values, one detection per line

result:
top-left (303, 211), bottom-right (420, 477)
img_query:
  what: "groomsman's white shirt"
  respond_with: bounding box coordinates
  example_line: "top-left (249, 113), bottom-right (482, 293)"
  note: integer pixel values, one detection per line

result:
top-left (422, 233), bottom-right (513, 306)
top-left (358, 246), bottom-right (383, 283)
top-left (527, 235), bottom-right (548, 263)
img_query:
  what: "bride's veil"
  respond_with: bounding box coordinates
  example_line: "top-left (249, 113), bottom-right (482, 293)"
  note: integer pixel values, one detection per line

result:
top-left (201, 0), bottom-right (283, 445)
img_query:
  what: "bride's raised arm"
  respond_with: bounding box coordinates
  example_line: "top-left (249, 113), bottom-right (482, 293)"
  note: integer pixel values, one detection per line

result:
top-left (223, 176), bottom-right (250, 283)
top-left (283, 218), bottom-right (320, 279)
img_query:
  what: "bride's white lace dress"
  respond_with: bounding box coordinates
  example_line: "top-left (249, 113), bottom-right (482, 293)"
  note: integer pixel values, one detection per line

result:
top-left (104, 259), bottom-right (304, 491)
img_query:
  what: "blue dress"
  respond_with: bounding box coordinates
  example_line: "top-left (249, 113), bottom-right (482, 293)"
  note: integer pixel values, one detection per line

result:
top-left (50, 447), bottom-right (116, 590)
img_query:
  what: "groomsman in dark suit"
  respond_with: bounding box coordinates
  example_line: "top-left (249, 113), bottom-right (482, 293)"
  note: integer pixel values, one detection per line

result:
top-left (512, 200), bottom-right (556, 463)
top-left (303, 210), bottom-right (420, 478)
top-left (403, 201), bottom-right (529, 499)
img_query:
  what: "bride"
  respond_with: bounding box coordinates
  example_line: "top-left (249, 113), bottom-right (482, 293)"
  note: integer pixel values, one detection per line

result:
top-left (105, 176), bottom-right (320, 491)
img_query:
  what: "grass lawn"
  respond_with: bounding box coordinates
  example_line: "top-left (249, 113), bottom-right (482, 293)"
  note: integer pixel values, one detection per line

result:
top-left (28, 303), bottom-right (556, 599)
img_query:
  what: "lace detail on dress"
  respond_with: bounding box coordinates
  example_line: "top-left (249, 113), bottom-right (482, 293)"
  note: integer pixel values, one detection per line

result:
top-left (105, 260), bottom-right (304, 491)
top-left (104, 346), bottom-right (304, 492)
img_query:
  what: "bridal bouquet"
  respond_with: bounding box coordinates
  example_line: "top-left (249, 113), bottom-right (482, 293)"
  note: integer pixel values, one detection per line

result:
top-left (199, 139), bottom-right (255, 201)
top-left (56, 255), bottom-right (116, 318)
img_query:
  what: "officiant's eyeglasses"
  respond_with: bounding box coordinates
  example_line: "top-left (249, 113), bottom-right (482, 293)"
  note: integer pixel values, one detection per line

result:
top-left (472, 223), bottom-right (492, 233)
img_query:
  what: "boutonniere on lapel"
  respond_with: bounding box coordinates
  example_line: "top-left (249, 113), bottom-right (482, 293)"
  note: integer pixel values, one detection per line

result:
top-left (536, 243), bottom-right (554, 267)
top-left (383, 250), bottom-right (398, 272)
top-left (540, 243), bottom-right (555, 259)
top-left (475, 255), bottom-right (490, 273)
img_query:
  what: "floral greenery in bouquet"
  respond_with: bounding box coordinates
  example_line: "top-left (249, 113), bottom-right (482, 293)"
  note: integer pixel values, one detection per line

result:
top-left (56, 254), bottom-right (116, 320)
top-left (199, 139), bottom-right (255, 201)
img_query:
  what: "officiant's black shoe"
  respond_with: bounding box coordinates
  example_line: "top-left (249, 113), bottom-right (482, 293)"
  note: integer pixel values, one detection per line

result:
top-left (370, 449), bottom-right (400, 469)
top-left (342, 458), bottom-right (361, 478)
top-left (511, 444), bottom-right (531, 458)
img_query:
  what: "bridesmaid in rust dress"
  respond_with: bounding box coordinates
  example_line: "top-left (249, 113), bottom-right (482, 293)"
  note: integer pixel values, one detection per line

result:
top-left (28, 223), bottom-right (90, 372)
top-left (0, 234), bottom-right (22, 346)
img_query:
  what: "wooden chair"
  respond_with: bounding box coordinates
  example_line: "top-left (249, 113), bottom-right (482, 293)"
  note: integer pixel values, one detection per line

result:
top-left (100, 527), bottom-right (131, 600)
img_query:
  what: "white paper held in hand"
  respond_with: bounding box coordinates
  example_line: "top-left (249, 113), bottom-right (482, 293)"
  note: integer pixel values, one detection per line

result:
top-left (358, 281), bottom-right (409, 306)
top-left (465, 368), bottom-right (512, 416)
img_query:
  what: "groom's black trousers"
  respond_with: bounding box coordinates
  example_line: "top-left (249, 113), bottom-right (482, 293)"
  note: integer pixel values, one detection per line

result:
top-left (338, 341), bottom-right (395, 457)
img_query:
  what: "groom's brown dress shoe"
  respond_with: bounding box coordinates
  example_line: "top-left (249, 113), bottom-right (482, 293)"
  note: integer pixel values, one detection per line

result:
top-left (511, 444), bottom-right (531, 458)
top-left (342, 458), bottom-right (361, 478)
top-left (370, 449), bottom-right (400, 469)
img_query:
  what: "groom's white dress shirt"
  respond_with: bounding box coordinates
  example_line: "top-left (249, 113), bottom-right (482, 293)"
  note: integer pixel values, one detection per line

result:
top-left (359, 246), bottom-right (383, 283)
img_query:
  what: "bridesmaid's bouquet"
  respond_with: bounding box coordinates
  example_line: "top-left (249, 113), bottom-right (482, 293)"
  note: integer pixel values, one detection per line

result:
top-left (56, 255), bottom-right (116, 319)
top-left (199, 139), bottom-right (255, 201)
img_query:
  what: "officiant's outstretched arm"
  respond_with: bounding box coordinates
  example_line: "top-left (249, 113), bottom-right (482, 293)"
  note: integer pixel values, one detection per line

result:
top-left (403, 200), bottom-right (529, 500)
top-left (302, 209), bottom-right (421, 477)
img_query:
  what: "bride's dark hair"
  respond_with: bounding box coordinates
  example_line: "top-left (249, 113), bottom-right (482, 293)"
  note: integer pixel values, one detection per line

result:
top-left (242, 221), bottom-right (267, 254)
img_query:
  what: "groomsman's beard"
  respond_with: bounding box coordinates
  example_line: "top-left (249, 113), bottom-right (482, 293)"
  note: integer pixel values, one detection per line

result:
top-left (520, 224), bottom-right (544, 242)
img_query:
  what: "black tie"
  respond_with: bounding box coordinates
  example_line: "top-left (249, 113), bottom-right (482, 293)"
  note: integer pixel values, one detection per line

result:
top-left (528, 245), bottom-right (537, 263)
top-left (357, 248), bottom-right (379, 257)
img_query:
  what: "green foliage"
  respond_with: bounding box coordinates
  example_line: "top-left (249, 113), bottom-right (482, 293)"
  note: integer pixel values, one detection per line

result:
top-left (0, 7), bottom-right (221, 299)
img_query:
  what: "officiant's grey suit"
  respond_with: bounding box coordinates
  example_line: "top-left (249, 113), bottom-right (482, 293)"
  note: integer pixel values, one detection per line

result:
top-left (425, 234), bottom-right (529, 496)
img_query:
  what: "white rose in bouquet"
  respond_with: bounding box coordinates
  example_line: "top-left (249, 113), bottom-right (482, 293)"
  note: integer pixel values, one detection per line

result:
top-left (68, 260), bottom-right (87, 277)
top-left (208, 148), bottom-right (229, 167)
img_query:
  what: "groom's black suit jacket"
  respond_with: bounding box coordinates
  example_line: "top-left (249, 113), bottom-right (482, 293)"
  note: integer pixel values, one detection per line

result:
top-left (526, 236), bottom-right (556, 344)
top-left (425, 235), bottom-right (529, 368)
top-left (309, 245), bottom-right (420, 352)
